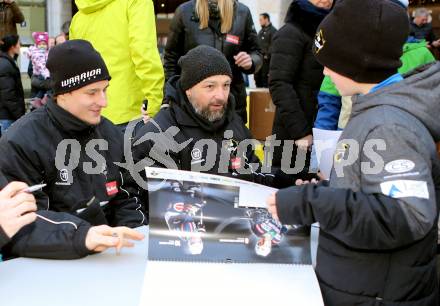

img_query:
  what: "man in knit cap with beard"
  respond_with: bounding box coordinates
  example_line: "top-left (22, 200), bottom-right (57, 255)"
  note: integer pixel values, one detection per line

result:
top-left (132, 45), bottom-right (303, 189)
top-left (267, 0), bottom-right (440, 305)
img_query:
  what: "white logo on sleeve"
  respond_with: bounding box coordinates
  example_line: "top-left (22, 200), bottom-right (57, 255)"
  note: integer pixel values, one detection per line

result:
top-left (191, 148), bottom-right (205, 165)
top-left (384, 159), bottom-right (415, 174)
top-left (380, 180), bottom-right (429, 199)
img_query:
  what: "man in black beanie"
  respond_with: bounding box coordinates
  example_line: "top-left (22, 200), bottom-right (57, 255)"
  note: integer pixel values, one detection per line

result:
top-left (267, 0), bottom-right (440, 305)
top-left (132, 45), bottom-right (299, 189)
top-left (0, 39), bottom-right (145, 260)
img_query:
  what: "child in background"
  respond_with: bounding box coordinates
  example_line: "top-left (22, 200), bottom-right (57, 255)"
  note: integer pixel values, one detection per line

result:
top-left (28, 32), bottom-right (50, 104)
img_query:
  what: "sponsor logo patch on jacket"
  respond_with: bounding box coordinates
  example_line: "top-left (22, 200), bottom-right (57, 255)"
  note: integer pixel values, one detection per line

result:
top-left (314, 30), bottom-right (325, 54)
top-left (226, 34), bottom-right (240, 45)
top-left (384, 159), bottom-right (415, 174)
top-left (105, 181), bottom-right (118, 196)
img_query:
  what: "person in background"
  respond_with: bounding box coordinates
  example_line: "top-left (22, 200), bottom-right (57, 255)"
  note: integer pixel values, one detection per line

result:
top-left (0, 34), bottom-right (25, 136)
top-left (254, 13), bottom-right (276, 88)
top-left (163, 0), bottom-right (262, 123)
top-left (48, 37), bottom-right (55, 49)
top-left (70, 0), bottom-right (164, 131)
top-left (55, 34), bottom-right (66, 45)
top-left (410, 7), bottom-right (440, 49)
top-left (0, 0), bottom-right (24, 39)
top-left (61, 20), bottom-right (71, 40)
top-left (268, 0), bottom-right (440, 304)
top-left (269, 0), bottom-right (332, 175)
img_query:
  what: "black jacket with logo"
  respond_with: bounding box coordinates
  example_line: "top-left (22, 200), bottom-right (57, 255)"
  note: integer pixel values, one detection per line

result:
top-left (132, 76), bottom-right (297, 197)
top-left (0, 100), bottom-right (146, 258)
top-left (0, 52), bottom-right (25, 121)
top-left (163, 0), bottom-right (262, 122)
top-left (0, 171), bottom-right (95, 260)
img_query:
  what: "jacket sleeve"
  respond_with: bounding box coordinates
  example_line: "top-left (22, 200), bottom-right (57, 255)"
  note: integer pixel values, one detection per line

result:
top-left (240, 8), bottom-right (263, 74)
top-left (314, 76), bottom-right (342, 130)
top-left (0, 136), bottom-right (50, 210)
top-left (0, 70), bottom-right (23, 120)
top-left (2, 210), bottom-right (93, 260)
top-left (10, 2), bottom-right (24, 24)
top-left (269, 27), bottom-right (310, 140)
top-left (163, 6), bottom-right (185, 82)
top-left (108, 168), bottom-right (147, 228)
top-left (127, 0), bottom-right (165, 117)
top-left (275, 125), bottom-right (437, 250)
top-left (0, 226), bottom-right (10, 250)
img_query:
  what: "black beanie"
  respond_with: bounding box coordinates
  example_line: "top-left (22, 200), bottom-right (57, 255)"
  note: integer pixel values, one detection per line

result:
top-left (313, 0), bottom-right (410, 83)
top-left (179, 45), bottom-right (233, 91)
top-left (46, 39), bottom-right (111, 95)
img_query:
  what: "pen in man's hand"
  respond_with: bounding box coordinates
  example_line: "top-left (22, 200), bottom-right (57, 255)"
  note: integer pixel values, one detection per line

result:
top-left (22, 184), bottom-right (47, 193)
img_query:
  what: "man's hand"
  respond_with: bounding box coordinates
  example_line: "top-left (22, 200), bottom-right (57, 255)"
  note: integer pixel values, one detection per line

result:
top-left (295, 134), bottom-right (313, 151)
top-left (0, 182), bottom-right (37, 238)
top-left (85, 225), bottom-right (145, 253)
top-left (266, 193), bottom-right (279, 221)
top-left (234, 52), bottom-right (253, 70)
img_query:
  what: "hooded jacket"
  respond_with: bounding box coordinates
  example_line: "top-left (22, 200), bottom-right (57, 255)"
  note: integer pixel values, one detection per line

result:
top-left (275, 62), bottom-right (440, 305)
top-left (163, 0), bottom-right (262, 123)
top-left (0, 2), bottom-right (24, 39)
top-left (0, 99), bottom-right (146, 257)
top-left (269, 0), bottom-right (328, 168)
top-left (70, 0), bottom-right (164, 124)
top-left (0, 52), bottom-right (25, 121)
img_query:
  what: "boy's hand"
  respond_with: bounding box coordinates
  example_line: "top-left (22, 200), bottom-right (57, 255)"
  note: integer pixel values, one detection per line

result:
top-left (266, 193), bottom-right (279, 221)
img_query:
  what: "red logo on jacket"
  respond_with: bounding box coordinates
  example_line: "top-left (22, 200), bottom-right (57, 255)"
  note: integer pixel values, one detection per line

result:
top-left (105, 181), bottom-right (118, 196)
top-left (226, 34), bottom-right (240, 45)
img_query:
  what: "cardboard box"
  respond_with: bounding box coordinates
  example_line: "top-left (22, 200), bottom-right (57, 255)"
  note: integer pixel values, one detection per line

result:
top-left (248, 89), bottom-right (276, 141)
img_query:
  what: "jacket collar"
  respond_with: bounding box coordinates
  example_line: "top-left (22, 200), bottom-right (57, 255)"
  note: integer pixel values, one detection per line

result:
top-left (46, 98), bottom-right (96, 135)
top-left (285, 1), bottom-right (328, 37)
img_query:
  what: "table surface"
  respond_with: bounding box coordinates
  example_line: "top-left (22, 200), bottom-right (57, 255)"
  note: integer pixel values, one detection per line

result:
top-left (0, 226), bottom-right (321, 306)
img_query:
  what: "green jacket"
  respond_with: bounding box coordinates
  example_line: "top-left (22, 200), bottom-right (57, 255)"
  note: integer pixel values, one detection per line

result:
top-left (70, 0), bottom-right (164, 124)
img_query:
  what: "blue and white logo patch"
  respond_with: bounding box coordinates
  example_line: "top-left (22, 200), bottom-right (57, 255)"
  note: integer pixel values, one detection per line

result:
top-left (380, 180), bottom-right (429, 199)
top-left (384, 159), bottom-right (415, 174)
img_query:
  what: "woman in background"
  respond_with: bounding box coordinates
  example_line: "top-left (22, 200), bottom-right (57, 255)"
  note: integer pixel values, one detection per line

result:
top-left (164, 0), bottom-right (262, 123)
top-left (0, 34), bottom-right (24, 136)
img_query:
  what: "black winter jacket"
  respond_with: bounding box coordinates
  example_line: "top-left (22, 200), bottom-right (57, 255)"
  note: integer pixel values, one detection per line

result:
top-left (163, 0), bottom-right (262, 123)
top-left (0, 52), bottom-right (25, 121)
top-left (0, 170), bottom-right (92, 260)
top-left (132, 76), bottom-right (296, 191)
top-left (269, 1), bottom-right (326, 167)
top-left (257, 23), bottom-right (277, 57)
top-left (0, 100), bottom-right (146, 258)
top-left (276, 63), bottom-right (440, 306)
top-left (410, 21), bottom-right (437, 44)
